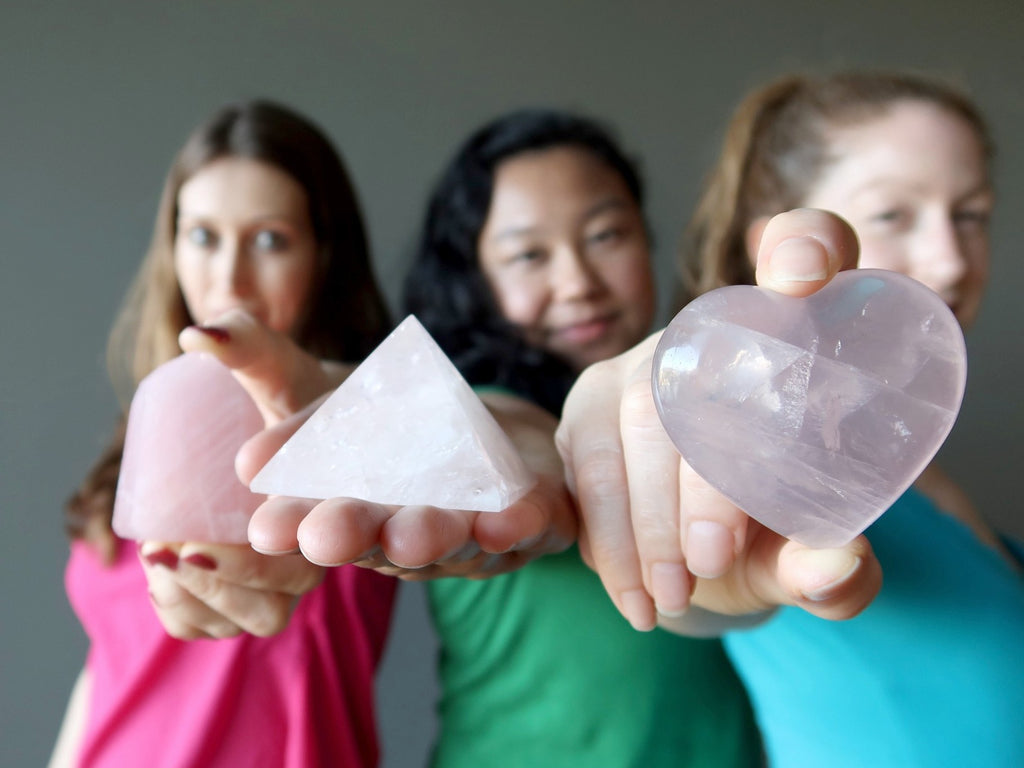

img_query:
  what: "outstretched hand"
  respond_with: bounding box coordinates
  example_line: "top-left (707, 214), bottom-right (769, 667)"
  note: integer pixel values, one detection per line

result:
top-left (139, 309), bottom-right (338, 639)
top-left (241, 391), bottom-right (577, 580)
top-left (555, 209), bottom-right (882, 632)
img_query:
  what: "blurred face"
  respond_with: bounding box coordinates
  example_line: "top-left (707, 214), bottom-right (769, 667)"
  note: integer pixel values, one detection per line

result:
top-left (802, 100), bottom-right (993, 327)
top-left (478, 146), bottom-right (655, 371)
top-left (174, 156), bottom-right (319, 336)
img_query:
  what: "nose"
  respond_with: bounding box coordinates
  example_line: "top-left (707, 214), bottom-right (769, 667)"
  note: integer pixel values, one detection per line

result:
top-left (550, 244), bottom-right (602, 301)
top-left (219, 236), bottom-right (253, 296)
top-left (913, 217), bottom-right (967, 295)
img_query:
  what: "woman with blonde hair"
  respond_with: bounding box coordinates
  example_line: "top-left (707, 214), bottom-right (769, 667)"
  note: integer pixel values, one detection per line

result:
top-left (680, 71), bottom-right (1024, 767)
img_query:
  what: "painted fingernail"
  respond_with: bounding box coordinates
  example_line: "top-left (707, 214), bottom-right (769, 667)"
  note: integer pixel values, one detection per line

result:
top-left (769, 236), bottom-right (830, 282)
top-left (621, 589), bottom-right (656, 632)
top-left (194, 325), bottom-right (231, 343)
top-left (685, 521), bottom-right (736, 578)
top-left (183, 553), bottom-right (217, 570)
top-left (651, 562), bottom-right (691, 617)
top-left (798, 551), bottom-right (863, 602)
top-left (143, 548), bottom-right (179, 570)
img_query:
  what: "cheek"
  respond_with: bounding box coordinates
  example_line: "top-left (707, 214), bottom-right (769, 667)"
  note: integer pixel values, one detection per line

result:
top-left (262, 258), bottom-right (318, 334)
top-left (173, 251), bottom-right (207, 314)
top-left (490, 274), bottom-right (547, 329)
top-left (853, 238), bottom-right (905, 273)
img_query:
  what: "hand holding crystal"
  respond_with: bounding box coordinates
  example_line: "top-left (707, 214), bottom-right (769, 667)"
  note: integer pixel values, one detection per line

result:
top-left (241, 390), bottom-right (577, 580)
top-left (555, 209), bottom-right (883, 632)
top-left (138, 309), bottom-right (334, 639)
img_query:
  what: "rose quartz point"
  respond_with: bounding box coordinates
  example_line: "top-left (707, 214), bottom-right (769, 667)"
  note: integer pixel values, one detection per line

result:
top-left (112, 353), bottom-right (265, 543)
top-left (250, 316), bottom-right (536, 511)
top-left (653, 270), bottom-right (967, 548)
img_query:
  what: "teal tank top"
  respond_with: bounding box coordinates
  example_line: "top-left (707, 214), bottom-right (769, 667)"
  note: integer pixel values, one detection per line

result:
top-left (725, 488), bottom-right (1024, 767)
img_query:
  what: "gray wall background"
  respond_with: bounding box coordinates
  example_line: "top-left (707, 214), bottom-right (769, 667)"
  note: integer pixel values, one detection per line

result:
top-left (2, 2), bottom-right (1021, 765)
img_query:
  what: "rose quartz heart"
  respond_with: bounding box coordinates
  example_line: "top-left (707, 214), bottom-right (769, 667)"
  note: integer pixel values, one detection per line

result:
top-left (112, 353), bottom-right (265, 543)
top-left (652, 269), bottom-right (967, 547)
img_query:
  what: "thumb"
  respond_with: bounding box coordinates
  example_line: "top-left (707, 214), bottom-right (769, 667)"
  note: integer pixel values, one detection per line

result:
top-left (754, 208), bottom-right (859, 298)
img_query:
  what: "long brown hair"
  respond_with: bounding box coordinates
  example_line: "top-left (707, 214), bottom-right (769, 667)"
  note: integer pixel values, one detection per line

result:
top-left (680, 71), bottom-right (993, 305)
top-left (67, 101), bottom-right (391, 559)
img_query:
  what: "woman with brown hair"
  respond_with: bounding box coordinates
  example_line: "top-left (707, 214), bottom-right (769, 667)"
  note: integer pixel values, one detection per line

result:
top-left (53, 100), bottom-right (397, 768)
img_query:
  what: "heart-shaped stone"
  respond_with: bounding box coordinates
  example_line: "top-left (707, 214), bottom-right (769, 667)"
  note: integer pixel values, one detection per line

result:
top-left (652, 269), bottom-right (967, 548)
top-left (113, 353), bottom-right (265, 543)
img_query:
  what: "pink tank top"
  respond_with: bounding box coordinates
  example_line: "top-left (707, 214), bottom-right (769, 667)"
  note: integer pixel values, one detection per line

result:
top-left (66, 538), bottom-right (396, 768)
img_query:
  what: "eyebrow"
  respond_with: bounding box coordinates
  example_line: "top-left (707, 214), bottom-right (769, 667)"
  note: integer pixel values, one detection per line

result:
top-left (176, 211), bottom-right (296, 225)
top-left (488, 197), bottom-right (630, 242)
top-left (851, 177), bottom-right (994, 204)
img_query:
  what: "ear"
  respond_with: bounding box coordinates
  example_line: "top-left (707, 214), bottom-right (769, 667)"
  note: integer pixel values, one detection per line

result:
top-left (745, 217), bottom-right (771, 268)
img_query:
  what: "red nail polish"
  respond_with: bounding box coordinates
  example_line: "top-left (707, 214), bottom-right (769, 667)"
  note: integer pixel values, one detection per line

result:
top-left (194, 325), bottom-right (230, 343)
top-left (144, 549), bottom-right (179, 570)
top-left (183, 553), bottom-right (217, 570)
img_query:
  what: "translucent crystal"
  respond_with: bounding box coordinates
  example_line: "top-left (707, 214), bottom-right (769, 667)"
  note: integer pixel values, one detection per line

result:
top-left (250, 316), bottom-right (536, 511)
top-left (112, 353), bottom-right (265, 543)
top-left (653, 270), bottom-right (967, 547)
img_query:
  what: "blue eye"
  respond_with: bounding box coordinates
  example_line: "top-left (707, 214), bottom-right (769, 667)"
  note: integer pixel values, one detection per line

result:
top-left (254, 230), bottom-right (288, 251)
top-left (186, 226), bottom-right (216, 248)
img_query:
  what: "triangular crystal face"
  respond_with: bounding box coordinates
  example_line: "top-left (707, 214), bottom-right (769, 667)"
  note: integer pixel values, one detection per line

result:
top-left (250, 316), bottom-right (536, 511)
top-left (113, 353), bottom-right (265, 543)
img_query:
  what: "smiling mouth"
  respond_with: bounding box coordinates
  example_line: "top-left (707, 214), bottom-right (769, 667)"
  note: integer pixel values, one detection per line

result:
top-left (552, 316), bottom-right (616, 345)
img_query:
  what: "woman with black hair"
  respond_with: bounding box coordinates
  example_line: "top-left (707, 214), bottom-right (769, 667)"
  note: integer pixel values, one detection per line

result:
top-left (402, 109), bottom-right (762, 768)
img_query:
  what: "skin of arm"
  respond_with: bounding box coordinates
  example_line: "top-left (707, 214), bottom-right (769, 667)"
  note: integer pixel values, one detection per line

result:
top-left (48, 667), bottom-right (90, 768)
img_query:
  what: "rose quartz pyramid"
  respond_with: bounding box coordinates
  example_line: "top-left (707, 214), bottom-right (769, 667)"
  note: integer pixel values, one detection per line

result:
top-left (250, 316), bottom-right (536, 511)
top-left (112, 353), bottom-right (265, 542)
top-left (653, 270), bottom-right (967, 548)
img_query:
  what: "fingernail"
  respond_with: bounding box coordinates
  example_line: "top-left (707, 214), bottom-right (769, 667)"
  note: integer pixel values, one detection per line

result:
top-left (651, 562), bottom-right (691, 617)
top-left (193, 325), bottom-right (231, 343)
top-left (798, 551), bottom-right (863, 602)
top-left (143, 548), bottom-right (179, 570)
top-left (182, 553), bottom-right (217, 570)
top-left (620, 589), bottom-right (656, 632)
top-left (685, 521), bottom-right (736, 579)
top-left (768, 236), bottom-right (830, 282)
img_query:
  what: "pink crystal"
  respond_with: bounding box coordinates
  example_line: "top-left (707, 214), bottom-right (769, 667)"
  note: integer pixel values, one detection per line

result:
top-left (250, 316), bottom-right (536, 511)
top-left (112, 353), bottom-right (265, 542)
top-left (652, 270), bottom-right (967, 548)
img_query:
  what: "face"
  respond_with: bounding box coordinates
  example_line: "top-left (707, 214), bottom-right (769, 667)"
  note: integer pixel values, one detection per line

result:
top-left (478, 146), bottom-right (655, 371)
top-left (802, 100), bottom-right (993, 327)
top-left (174, 156), bottom-right (319, 336)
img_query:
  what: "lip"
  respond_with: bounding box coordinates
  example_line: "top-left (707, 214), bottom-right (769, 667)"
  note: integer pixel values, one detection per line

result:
top-left (550, 315), bottom-right (617, 346)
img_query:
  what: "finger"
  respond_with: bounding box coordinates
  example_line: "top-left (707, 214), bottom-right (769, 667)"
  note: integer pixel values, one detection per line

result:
top-left (248, 496), bottom-right (318, 554)
top-left (178, 542), bottom-right (325, 596)
top-left (178, 308), bottom-right (338, 424)
top-left (678, 462), bottom-right (746, 579)
top-left (556, 354), bottom-right (656, 632)
top-left (754, 208), bottom-right (859, 297)
top-left (139, 544), bottom-right (241, 639)
top-left (768, 535), bottom-right (881, 620)
top-left (296, 497), bottom-right (393, 566)
top-left (379, 505), bottom-right (476, 568)
top-left (618, 368), bottom-right (691, 618)
top-left (692, 525), bottom-right (881, 620)
top-left (235, 396), bottom-right (325, 485)
top-left (471, 475), bottom-right (576, 557)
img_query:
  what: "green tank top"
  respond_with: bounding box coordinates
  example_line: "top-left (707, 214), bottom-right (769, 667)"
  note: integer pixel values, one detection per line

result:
top-left (427, 546), bottom-right (761, 768)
